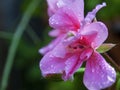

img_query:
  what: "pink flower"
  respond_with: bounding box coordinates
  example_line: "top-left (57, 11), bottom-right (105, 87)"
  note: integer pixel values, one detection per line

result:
top-left (39, 0), bottom-right (67, 54)
top-left (39, 0), bottom-right (83, 55)
top-left (40, 0), bottom-right (116, 89)
top-left (39, 0), bottom-right (83, 54)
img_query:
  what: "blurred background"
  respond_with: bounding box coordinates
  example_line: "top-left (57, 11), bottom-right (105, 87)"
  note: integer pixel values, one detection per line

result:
top-left (0, 0), bottom-right (120, 90)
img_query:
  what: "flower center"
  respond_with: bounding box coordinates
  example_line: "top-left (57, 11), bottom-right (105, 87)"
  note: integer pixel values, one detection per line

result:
top-left (68, 43), bottom-right (86, 53)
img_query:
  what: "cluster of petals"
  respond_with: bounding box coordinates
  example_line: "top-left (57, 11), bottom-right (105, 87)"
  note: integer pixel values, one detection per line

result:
top-left (39, 0), bottom-right (116, 90)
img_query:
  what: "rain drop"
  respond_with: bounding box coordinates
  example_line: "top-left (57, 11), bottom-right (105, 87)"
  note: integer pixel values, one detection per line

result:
top-left (51, 65), bottom-right (54, 68)
top-left (92, 68), bottom-right (95, 72)
top-left (107, 76), bottom-right (114, 82)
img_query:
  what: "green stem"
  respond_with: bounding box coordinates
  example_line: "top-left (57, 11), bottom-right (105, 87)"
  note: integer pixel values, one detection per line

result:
top-left (76, 68), bottom-right (85, 73)
top-left (116, 77), bottom-right (120, 90)
top-left (0, 0), bottom-right (41, 90)
top-left (26, 26), bottom-right (41, 44)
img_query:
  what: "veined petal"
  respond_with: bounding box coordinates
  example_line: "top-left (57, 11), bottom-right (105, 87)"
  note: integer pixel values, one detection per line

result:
top-left (80, 22), bottom-right (108, 48)
top-left (49, 7), bottom-right (80, 31)
top-left (57, 0), bottom-right (84, 21)
top-left (63, 54), bottom-right (83, 81)
top-left (40, 51), bottom-right (66, 77)
top-left (85, 2), bottom-right (106, 23)
top-left (83, 52), bottom-right (116, 90)
top-left (80, 31), bottom-right (98, 46)
top-left (80, 48), bottom-right (93, 60)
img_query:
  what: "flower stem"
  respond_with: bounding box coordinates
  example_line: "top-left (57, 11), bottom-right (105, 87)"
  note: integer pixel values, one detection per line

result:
top-left (116, 76), bottom-right (120, 90)
top-left (0, 0), bottom-right (41, 90)
top-left (76, 68), bottom-right (85, 73)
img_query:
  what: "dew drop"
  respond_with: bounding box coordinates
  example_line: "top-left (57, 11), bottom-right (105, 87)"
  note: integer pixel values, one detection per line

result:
top-left (40, 64), bottom-right (42, 67)
top-left (107, 76), bottom-right (114, 82)
top-left (92, 68), bottom-right (95, 72)
top-left (51, 65), bottom-right (54, 68)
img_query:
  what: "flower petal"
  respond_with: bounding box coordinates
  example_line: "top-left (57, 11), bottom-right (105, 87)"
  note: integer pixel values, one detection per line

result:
top-left (63, 54), bottom-right (83, 80)
top-left (39, 35), bottom-right (65, 55)
top-left (85, 2), bottom-right (106, 23)
top-left (40, 51), bottom-right (66, 77)
top-left (80, 48), bottom-right (93, 60)
top-left (49, 0), bottom-right (84, 31)
top-left (57, 0), bottom-right (84, 21)
top-left (83, 52), bottom-right (116, 90)
top-left (49, 7), bottom-right (80, 31)
top-left (80, 22), bottom-right (108, 48)
top-left (80, 31), bottom-right (98, 46)
top-left (47, 0), bottom-right (59, 16)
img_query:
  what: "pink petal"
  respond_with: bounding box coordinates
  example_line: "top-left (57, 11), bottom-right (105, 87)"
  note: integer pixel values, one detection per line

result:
top-left (47, 0), bottom-right (59, 16)
top-left (49, 7), bottom-right (80, 31)
top-left (57, 0), bottom-right (84, 21)
top-left (63, 54), bottom-right (83, 80)
top-left (40, 51), bottom-right (66, 77)
top-left (80, 48), bottom-right (93, 60)
top-left (51, 39), bottom-right (67, 58)
top-left (80, 22), bottom-right (108, 48)
top-left (48, 29), bottom-right (61, 37)
top-left (85, 2), bottom-right (106, 23)
top-left (39, 35), bottom-right (65, 55)
top-left (80, 31), bottom-right (98, 46)
top-left (83, 52), bottom-right (116, 90)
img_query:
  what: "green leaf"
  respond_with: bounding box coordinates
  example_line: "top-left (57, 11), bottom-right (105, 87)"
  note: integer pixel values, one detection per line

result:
top-left (116, 77), bottom-right (120, 90)
top-left (96, 43), bottom-right (116, 53)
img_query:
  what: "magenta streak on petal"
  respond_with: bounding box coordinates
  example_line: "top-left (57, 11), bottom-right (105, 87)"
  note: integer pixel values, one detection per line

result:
top-left (62, 54), bottom-right (83, 81)
top-left (80, 22), bottom-right (108, 48)
top-left (80, 48), bottom-right (93, 60)
top-left (85, 2), bottom-right (106, 23)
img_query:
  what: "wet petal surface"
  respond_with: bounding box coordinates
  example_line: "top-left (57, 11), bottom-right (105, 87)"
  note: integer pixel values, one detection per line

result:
top-left (40, 51), bottom-right (66, 76)
top-left (83, 52), bottom-right (116, 90)
top-left (63, 54), bottom-right (83, 80)
top-left (80, 22), bottom-right (108, 48)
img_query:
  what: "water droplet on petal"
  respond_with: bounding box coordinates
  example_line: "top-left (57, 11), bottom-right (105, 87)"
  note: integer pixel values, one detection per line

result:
top-left (107, 76), bottom-right (114, 82)
top-left (51, 65), bottom-right (54, 68)
top-left (92, 68), bottom-right (94, 72)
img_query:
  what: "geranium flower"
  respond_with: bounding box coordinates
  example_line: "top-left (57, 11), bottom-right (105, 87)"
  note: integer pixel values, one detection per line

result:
top-left (39, 0), bottom-right (83, 54)
top-left (39, 1), bottom-right (68, 54)
top-left (39, 0), bottom-right (65, 55)
top-left (40, 0), bottom-right (116, 89)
